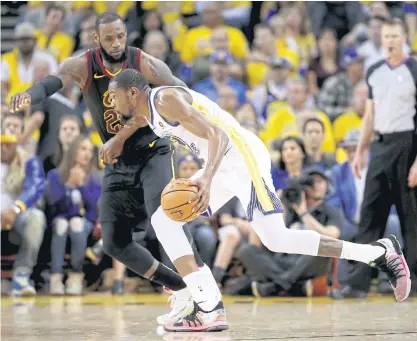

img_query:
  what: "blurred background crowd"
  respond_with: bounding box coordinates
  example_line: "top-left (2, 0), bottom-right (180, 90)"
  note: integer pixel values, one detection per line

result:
top-left (1, 1), bottom-right (416, 298)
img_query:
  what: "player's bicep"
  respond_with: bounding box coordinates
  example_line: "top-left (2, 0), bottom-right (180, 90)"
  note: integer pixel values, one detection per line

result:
top-left (164, 95), bottom-right (220, 140)
top-left (141, 52), bottom-right (186, 87)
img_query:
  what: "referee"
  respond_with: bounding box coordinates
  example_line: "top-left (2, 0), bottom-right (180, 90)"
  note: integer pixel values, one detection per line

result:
top-left (344, 18), bottom-right (417, 297)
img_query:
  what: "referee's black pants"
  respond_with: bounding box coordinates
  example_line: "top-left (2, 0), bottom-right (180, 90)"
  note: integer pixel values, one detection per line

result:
top-left (343, 131), bottom-right (417, 293)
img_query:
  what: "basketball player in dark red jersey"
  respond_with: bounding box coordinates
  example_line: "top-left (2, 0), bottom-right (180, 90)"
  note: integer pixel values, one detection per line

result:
top-left (9, 13), bottom-right (222, 326)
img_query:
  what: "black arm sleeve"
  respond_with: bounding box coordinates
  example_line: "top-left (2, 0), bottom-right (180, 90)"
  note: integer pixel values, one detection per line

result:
top-left (26, 75), bottom-right (64, 104)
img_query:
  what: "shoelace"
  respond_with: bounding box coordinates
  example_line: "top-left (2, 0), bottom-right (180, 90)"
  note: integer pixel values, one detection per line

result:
top-left (378, 256), bottom-right (405, 286)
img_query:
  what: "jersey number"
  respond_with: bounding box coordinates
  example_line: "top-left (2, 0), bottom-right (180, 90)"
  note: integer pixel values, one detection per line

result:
top-left (104, 110), bottom-right (122, 134)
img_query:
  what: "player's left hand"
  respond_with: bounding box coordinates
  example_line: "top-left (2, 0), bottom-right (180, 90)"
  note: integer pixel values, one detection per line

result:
top-left (1, 208), bottom-right (19, 230)
top-left (188, 176), bottom-right (212, 215)
top-left (408, 161), bottom-right (417, 187)
top-left (292, 191), bottom-right (308, 216)
top-left (100, 136), bottom-right (123, 164)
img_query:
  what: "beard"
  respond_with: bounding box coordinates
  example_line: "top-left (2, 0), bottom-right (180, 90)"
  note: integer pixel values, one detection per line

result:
top-left (99, 43), bottom-right (127, 64)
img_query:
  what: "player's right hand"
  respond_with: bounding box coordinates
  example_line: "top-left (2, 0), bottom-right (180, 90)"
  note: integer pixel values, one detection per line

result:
top-left (352, 152), bottom-right (363, 179)
top-left (9, 92), bottom-right (31, 113)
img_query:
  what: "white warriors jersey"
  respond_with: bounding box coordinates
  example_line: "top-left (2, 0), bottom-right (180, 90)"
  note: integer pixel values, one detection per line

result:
top-left (147, 86), bottom-right (240, 159)
top-left (146, 86), bottom-right (283, 222)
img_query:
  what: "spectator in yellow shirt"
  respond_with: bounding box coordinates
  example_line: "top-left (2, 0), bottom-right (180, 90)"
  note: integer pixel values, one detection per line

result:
top-left (1, 23), bottom-right (58, 103)
top-left (35, 5), bottom-right (75, 63)
top-left (180, 3), bottom-right (249, 65)
top-left (260, 78), bottom-right (335, 153)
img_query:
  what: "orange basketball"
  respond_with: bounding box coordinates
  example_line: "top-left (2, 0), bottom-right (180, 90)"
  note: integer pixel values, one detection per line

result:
top-left (161, 179), bottom-right (200, 222)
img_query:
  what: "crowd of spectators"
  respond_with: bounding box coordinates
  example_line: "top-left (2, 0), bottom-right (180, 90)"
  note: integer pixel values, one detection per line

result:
top-left (1, 1), bottom-right (416, 298)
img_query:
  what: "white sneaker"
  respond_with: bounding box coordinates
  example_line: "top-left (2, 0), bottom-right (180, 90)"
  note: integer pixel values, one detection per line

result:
top-left (157, 287), bottom-right (194, 325)
top-left (50, 273), bottom-right (65, 295)
top-left (65, 272), bottom-right (84, 295)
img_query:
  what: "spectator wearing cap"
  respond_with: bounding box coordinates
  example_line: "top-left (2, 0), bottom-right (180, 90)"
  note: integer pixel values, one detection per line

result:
top-left (333, 81), bottom-right (368, 162)
top-left (260, 78), bottom-right (336, 154)
top-left (318, 48), bottom-right (364, 121)
top-left (302, 117), bottom-right (337, 172)
top-left (34, 5), bottom-right (74, 63)
top-left (192, 51), bottom-right (247, 108)
top-left (345, 18), bottom-right (417, 297)
top-left (179, 3), bottom-right (248, 66)
top-left (307, 28), bottom-right (342, 96)
top-left (246, 23), bottom-right (298, 89)
top-left (1, 118), bottom-right (46, 296)
top-left (1, 22), bottom-right (58, 103)
top-left (238, 57), bottom-right (291, 127)
top-left (190, 27), bottom-right (231, 84)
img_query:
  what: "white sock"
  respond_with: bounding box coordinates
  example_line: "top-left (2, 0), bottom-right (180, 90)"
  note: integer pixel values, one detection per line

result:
top-left (183, 271), bottom-right (219, 312)
top-left (340, 241), bottom-right (385, 264)
top-left (199, 264), bottom-right (222, 300)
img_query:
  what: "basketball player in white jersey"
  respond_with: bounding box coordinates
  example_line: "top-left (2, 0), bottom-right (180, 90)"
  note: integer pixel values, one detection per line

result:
top-left (108, 69), bottom-right (411, 332)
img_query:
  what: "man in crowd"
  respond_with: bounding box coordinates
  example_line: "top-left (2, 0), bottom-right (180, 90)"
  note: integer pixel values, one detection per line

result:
top-left (1, 22), bottom-right (57, 103)
top-left (318, 49), bottom-right (364, 121)
top-left (1, 115), bottom-right (46, 296)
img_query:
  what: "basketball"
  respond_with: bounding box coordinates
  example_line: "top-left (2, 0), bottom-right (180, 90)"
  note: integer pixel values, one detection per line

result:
top-left (161, 178), bottom-right (200, 222)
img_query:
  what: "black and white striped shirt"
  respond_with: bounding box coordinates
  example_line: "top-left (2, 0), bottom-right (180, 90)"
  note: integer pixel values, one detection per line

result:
top-left (367, 58), bottom-right (417, 134)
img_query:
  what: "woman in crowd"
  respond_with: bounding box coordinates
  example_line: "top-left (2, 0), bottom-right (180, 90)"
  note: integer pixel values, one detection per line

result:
top-left (43, 115), bottom-right (83, 174)
top-left (45, 135), bottom-right (101, 295)
top-left (307, 28), bottom-right (342, 96)
top-left (271, 136), bottom-right (308, 192)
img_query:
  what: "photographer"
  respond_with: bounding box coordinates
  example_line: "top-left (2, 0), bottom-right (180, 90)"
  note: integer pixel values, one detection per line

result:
top-left (236, 168), bottom-right (343, 297)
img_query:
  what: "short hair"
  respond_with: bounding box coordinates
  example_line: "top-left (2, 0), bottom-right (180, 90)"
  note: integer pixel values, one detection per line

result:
top-left (46, 4), bottom-right (66, 19)
top-left (110, 69), bottom-right (150, 92)
top-left (302, 117), bottom-right (325, 133)
top-left (383, 17), bottom-right (407, 34)
top-left (1, 113), bottom-right (24, 133)
top-left (95, 12), bottom-right (124, 31)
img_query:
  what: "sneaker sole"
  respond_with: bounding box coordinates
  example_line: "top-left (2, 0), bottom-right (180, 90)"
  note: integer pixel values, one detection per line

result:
top-left (387, 235), bottom-right (412, 302)
top-left (164, 321), bottom-right (230, 332)
top-left (11, 289), bottom-right (36, 297)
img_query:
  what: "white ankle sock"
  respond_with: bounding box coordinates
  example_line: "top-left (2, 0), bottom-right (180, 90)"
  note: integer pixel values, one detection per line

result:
top-left (340, 241), bottom-right (385, 264)
top-left (199, 264), bottom-right (222, 300)
top-left (183, 271), bottom-right (219, 311)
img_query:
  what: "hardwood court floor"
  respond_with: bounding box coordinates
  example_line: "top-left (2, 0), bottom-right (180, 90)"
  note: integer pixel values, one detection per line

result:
top-left (1, 294), bottom-right (417, 341)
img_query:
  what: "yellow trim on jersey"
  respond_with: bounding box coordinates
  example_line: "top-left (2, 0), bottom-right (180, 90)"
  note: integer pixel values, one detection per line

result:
top-left (170, 144), bottom-right (176, 180)
top-left (192, 102), bottom-right (274, 212)
top-left (105, 68), bottom-right (123, 77)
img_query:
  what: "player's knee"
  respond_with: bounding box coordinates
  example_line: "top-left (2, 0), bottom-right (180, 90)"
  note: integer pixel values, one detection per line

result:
top-left (100, 222), bottom-right (117, 257)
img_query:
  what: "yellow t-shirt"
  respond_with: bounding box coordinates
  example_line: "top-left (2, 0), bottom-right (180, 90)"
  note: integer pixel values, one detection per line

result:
top-left (180, 26), bottom-right (248, 64)
top-left (2, 49), bottom-right (33, 103)
top-left (35, 30), bottom-right (74, 63)
top-left (332, 110), bottom-right (363, 162)
top-left (260, 105), bottom-right (336, 153)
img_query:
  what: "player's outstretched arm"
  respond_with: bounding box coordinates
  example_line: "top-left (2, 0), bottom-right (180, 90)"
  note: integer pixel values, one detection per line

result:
top-left (156, 89), bottom-right (229, 180)
top-left (140, 52), bottom-right (187, 88)
top-left (9, 55), bottom-right (88, 113)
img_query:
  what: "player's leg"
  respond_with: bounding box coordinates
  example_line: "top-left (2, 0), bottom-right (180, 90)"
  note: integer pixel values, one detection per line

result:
top-left (140, 140), bottom-right (222, 326)
top-left (242, 133), bottom-right (411, 301)
top-left (99, 189), bottom-right (187, 292)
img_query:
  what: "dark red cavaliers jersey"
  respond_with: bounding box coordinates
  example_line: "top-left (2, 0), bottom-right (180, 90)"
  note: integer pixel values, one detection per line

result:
top-left (82, 47), bottom-right (155, 146)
